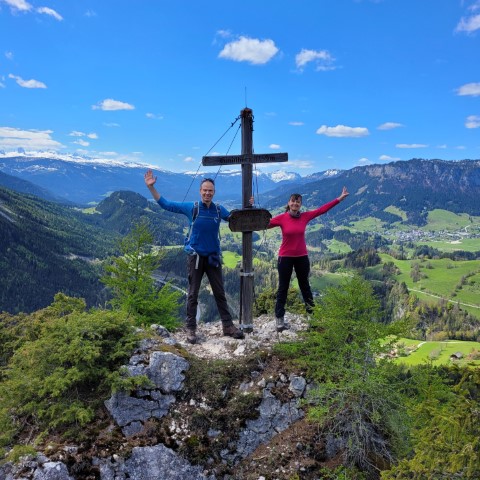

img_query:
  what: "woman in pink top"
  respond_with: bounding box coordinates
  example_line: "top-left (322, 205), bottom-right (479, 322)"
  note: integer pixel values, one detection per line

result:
top-left (268, 187), bottom-right (349, 331)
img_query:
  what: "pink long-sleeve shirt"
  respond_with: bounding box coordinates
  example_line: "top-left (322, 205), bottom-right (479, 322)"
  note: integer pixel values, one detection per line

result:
top-left (268, 198), bottom-right (340, 257)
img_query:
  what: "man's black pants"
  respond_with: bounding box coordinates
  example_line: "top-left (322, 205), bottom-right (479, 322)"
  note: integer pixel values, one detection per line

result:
top-left (186, 254), bottom-right (233, 330)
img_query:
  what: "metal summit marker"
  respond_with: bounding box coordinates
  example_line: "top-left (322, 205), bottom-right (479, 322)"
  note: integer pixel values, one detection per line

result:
top-left (202, 107), bottom-right (288, 332)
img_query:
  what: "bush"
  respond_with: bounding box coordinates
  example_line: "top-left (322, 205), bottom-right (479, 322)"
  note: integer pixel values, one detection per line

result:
top-left (0, 294), bottom-right (141, 446)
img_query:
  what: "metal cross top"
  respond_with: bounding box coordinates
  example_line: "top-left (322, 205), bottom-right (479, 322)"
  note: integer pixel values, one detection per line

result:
top-left (202, 108), bottom-right (288, 332)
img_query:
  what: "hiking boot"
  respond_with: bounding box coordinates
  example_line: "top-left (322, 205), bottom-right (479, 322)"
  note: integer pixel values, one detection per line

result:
top-left (223, 324), bottom-right (245, 339)
top-left (186, 328), bottom-right (197, 344)
top-left (276, 317), bottom-right (290, 333)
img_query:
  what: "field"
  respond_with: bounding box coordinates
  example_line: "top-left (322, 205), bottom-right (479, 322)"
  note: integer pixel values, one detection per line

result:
top-left (393, 337), bottom-right (480, 367)
top-left (379, 254), bottom-right (480, 317)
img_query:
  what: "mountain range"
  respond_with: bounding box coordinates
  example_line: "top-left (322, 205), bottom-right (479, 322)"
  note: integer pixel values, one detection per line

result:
top-left (0, 151), bottom-right (325, 205)
top-left (1, 153), bottom-right (479, 313)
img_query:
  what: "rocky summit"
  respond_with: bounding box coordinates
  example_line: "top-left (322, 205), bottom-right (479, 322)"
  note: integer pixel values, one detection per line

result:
top-left (1, 314), bottom-right (342, 480)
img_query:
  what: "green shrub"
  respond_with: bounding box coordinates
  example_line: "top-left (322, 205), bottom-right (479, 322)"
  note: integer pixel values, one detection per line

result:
top-left (0, 295), bottom-right (140, 446)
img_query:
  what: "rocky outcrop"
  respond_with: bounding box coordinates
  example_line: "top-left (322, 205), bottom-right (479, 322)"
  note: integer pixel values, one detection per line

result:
top-left (2, 314), bottom-right (311, 480)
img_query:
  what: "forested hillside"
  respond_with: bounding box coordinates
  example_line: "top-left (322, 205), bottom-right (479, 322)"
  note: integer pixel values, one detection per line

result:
top-left (264, 159), bottom-right (480, 225)
top-left (0, 189), bottom-right (187, 313)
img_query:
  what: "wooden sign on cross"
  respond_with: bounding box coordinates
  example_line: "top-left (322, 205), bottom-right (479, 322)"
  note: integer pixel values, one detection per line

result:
top-left (202, 108), bottom-right (288, 332)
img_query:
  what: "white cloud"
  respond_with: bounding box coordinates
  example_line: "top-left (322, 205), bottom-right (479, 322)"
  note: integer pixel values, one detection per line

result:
top-left (84, 9), bottom-right (96, 17)
top-left (269, 144), bottom-right (280, 149)
top-left (2, 0), bottom-right (32, 13)
top-left (92, 99), bottom-right (135, 111)
top-left (357, 157), bottom-right (370, 165)
top-left (316, 124), bottom-right (369, 138)
top-left (437, 144), bottom-right (448, 149)
top-left (68, 130), bottom-right (97, 139)
top-left (69, 131), bottom-right (85, 137)
top-left (396, 143), bottom-right (428, 148)
top-left (295, 49), bottom-right (336, 71)
top-left (379, 154), bottom-right (400, 161)
top-left (456, 145), bottom-right (466, 149)
top-left (184, 156), bottom-right (194, 162)
top-left (218, 36), bottom-right (279, 65)
top-left (99, 151), bottom-right (118, 156)
top-left (0, 126), bottom-right (62, 149)
top-left (455, 13), bottom-right (480, 32)
top-left (2, 1), bottom-right (62, 20)
top-left (0, 81), bottom-right (5, 88)
top-left (5, 51), bottom-right (13, 60)
top-left (456, 82), bottom-right (480, 96)
top-left (8, 73), bottom-right (47, 88)
top-left (289, 121), bottom-right (304, 126)
top-left (36, 6), bottom-right (62, 20)
top-left (73, 139), bottom-right (89, 147)
top-left (103, 122), bottom-right (120, 127)
top-left (465, 115), bottom-right (480, 128)
top-left (146, 112), bottom-right (164, 120)
top-left (377, 122), bottom-right (404, 130)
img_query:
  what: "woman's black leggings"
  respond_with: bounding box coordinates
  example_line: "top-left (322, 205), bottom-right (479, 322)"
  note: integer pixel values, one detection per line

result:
top-left (275, 255), bottom-right (314, 318)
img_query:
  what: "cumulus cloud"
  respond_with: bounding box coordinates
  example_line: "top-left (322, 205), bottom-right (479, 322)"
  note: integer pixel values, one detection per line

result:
top-left (69, 130), bottom-right (98, 139)
top-left (269, 144), bottom-right (280, 149)
top-left (396, 143), bottom-right (428, 148)
top-left (316, 124), bottom-right (369, 138)
top-left (0, 126), bottom-right (62, 149)
top-left (5, 51), bottom-right (13, 60)
top-left (36, 6), bottom-right (62, 20)
top-left (379, 154), bottom-right (400, 161)
top-left (377, 122), bottom-right (404, 130)
top-left (218, 36), bottom-right (279, 65)
top-left (8, 73), bottom-right (46, 88)
top-left (73, 139), bottom-right (89, 147)
top-left (69, 131), bottom-right (85, 137)
top-left (184, 156), bottom-right (194, 163)
top-left (456, 82), bottom-right (480, 96)
top-left (357, 157), bottom-right (370, 165)
top-left (146, 112), bottom-right (164, 120)
top-left (289, 121), bottom-right (304, 126)
top-left (295, 49), bottom-right (336, 71)
top-left (2, 1), bottom-right (62, 19)
top-left (92, 99), bottom-right (135, 111)
top-left (455, 13), bottom-right (480, 33)
top-left (465, 115), bottom-right (480, 128)
top-left (2, 0), bottom-right (32, 12)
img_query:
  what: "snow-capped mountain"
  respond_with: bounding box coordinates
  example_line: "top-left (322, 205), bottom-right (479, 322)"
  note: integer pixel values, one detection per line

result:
top-left (0, 151), bottom-right (309, 205)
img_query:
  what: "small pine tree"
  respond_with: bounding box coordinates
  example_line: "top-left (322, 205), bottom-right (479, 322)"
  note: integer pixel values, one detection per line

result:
top-left (102, 219), bottom-right (181, 330)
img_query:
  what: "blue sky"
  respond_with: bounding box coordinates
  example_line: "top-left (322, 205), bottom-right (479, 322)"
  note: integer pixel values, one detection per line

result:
top-left (1, 0), bottom-right (479, 176)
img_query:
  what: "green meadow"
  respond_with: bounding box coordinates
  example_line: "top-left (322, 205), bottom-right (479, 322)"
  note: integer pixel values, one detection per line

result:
top-left (422, 209), bottom-right (480, 232)
top-left (393, 338), bottom-right (480, 367)
top-left (379, 253), bottom-right (480, 315)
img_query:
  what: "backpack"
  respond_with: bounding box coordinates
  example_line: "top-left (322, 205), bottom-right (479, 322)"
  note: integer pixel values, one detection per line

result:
top-left (184, 201), bottom-right (222, 248)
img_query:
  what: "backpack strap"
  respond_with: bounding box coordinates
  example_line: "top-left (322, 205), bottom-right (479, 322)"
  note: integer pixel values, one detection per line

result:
top-left (185, 201), bottom-right (199, 243)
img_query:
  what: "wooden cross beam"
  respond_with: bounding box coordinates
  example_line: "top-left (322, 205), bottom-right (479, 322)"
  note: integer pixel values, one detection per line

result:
top-left (202, 108), bottom-right (288, 332)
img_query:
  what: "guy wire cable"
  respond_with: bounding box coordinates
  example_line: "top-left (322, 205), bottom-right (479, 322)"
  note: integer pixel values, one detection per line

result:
top-left (161, 114), bottom-right (241, 284)
top-left (179, 114), bottom-right (241, 202)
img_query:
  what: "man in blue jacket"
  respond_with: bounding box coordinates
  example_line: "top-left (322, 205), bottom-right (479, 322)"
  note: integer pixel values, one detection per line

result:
top-left (144, 169), bottom-right (244, 344)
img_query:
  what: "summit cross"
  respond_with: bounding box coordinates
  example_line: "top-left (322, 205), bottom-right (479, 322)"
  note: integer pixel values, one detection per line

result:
top-left (202, 107), bottom-right (288, 332)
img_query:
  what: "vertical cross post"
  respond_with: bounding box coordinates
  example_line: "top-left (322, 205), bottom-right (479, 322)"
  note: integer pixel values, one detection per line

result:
top-left (240, 108), bottom-right (254, 331)
top-left (203, 107), bottom-right (288, 332)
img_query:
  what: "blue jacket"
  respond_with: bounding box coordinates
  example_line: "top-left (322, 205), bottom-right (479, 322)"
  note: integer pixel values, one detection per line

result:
top-left (157, 197), bottom-right (230, 257)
